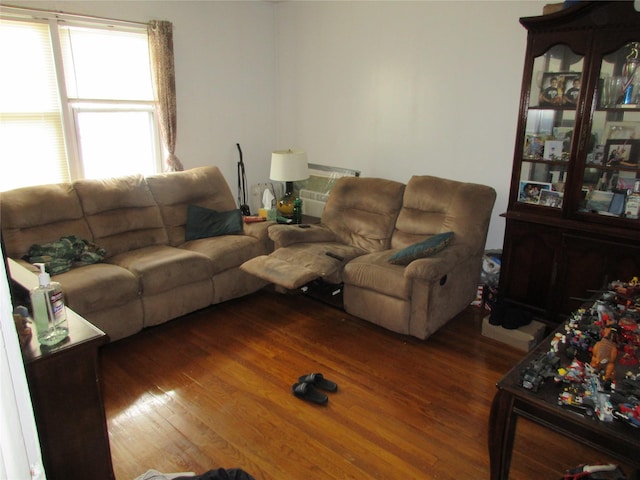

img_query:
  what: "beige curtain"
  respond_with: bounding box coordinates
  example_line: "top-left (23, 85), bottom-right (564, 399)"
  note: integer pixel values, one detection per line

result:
top-left (148, 20), bottom-right (183, 172)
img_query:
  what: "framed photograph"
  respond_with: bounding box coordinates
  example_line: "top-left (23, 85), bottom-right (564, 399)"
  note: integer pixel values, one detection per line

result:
top-left (523, 134), bottom-right (544, 158)
top-left (609, 192), bottom-right (626, 216)
top-left (586, 190), bottom-right (614, 212)
top-left (539, 72), bottom-right (581, 106)
top-left (602, 121), bottom-right (640, 142)
top-left (591, 144), bottom-right (605, 165)
top-left (553, 126), bottom-right (573, 140)
top-left (543, 140), bottom-right (564, 160)
top-left (604, 139), bottom-right (640, 167)
top-left (539, 189), bottom-right (563, 208)
top-left (617, 171), bottom-right (638, 191)
top-left (518, 181), bottom-right (552, 204)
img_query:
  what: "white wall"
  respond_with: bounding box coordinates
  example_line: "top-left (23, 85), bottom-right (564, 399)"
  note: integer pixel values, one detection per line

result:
top-left (274, 1), bottom-right (546, 249)
top-left (0, 254), bottom-right (45, 480)
top-left (7, 0), bottom-right (548, 248)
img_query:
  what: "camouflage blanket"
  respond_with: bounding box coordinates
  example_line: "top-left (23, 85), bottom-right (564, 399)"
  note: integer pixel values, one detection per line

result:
top-left (25, 235), bottom-right (106, 275)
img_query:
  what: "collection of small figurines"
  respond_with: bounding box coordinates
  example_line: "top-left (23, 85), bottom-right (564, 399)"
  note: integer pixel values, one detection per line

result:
top-left (519, 277), bottom-right (640, 428)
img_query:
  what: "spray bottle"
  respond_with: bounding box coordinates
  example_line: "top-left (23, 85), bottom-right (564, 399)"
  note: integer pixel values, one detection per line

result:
top-left (30, 263), bottom-right (68, 346)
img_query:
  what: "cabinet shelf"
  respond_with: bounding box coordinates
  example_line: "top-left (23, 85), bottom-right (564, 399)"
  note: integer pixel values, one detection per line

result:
top-left (528, 106), bottom-right (578, 112)
top-left (597, 106), bottom-right (640, 113)
top-left (521, 157), bottom-right (569, 166)
top-left (584, 163), bottom-right (639, 172)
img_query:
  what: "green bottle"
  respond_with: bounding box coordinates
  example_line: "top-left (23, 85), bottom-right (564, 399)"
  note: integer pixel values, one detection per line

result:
top-left (293, 198), bottom-right (302, 224)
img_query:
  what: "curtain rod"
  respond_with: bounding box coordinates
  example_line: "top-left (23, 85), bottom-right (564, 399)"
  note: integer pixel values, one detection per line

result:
top-left (0, 4), bottom-right (148, 29)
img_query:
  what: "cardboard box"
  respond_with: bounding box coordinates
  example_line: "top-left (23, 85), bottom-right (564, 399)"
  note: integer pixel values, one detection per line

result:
top-left (481, 316), bottom-right (547, 352)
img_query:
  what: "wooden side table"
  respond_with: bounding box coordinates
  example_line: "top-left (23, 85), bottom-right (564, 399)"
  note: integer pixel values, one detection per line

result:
top-left (9, 259), bottom-right (114, 480)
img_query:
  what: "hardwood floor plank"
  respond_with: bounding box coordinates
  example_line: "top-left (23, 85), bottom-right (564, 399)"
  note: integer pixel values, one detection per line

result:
top-left (101, 290), bottom-right (635, 479)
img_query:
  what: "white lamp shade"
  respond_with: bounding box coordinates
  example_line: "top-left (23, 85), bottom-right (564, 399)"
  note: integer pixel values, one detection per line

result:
top-left (270, 149), bottom-right (309, 182)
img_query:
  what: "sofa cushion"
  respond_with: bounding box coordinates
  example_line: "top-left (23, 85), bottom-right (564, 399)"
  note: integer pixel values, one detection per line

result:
top-left (185, 205), bottom-right (242, 241)
top-left (107, 245), bottom-right (212, 295)
top-left (74, 174), bottom-right (168, 258)
top-left (321, 177), bottom-right (405, 253)
top-left (343, 252), bottom-right (412, 300)
top-left (0, 183), bottom-right (93, 259)
top-left (182, 235), bottom-right (270, 275)
top-left (388, 232), bottom-right (453, 266)
top-left (53, 263), bottom-right (141, 314)
top-left (146, 166), bottom-right (238, 246)
top-left (391, 175), bottom-right (496, 255)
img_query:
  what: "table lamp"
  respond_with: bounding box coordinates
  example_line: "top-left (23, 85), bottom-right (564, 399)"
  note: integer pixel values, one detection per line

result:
top-left (270, 149), bottom-right (309, 221)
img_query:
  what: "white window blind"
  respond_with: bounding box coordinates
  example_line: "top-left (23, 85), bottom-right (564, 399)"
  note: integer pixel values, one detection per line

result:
top-left (0, 20), bottom-right (68, 190)
top-left (0, 13), bottom-right (161, 191)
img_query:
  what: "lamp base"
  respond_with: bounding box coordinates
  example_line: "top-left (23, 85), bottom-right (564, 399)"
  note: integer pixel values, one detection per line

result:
top-left (276, 181), bottom-right (303, 223)
top-left (277, 191), bottom-right (295, 220)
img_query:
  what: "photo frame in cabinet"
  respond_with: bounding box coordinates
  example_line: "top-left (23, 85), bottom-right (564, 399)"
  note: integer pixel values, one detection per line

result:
top-left (604, 139), bottom-right (640, 167)
top-left (591, 145), bottom-right (605, 165)
top-left (543, 140), bottom-right (564, 160)
top-left (523, 134), bottom-right (544, 159)
top-left (539, 72), bottom-right (581, 106)
top-left (602, 121), bottom-right (640, 142)
top-left (618, 171), bottom-right (638, 191)
top-left (552, 126), bottom-right (573, 141)
top-left (518, 181), bottom-right (552, 204)
top-left (539, 189), bottom-right (563, 208)
top-left (585, 190), bottom-right (614, 213)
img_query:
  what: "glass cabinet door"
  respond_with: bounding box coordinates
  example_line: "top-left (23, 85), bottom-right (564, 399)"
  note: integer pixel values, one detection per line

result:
top-left (580, 41), bottom-right (640, 220)
top-left (518, 44), bottom-right (584, 209)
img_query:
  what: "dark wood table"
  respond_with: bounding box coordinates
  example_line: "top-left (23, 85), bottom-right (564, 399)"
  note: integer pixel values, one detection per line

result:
top-left (9, 259), bottom-right (115, 480)
top-left (489, 316), bottom-right (640, 480)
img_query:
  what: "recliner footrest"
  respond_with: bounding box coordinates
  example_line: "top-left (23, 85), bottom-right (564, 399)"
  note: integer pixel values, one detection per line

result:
top-left (240, 255), bottom-right (321, 290)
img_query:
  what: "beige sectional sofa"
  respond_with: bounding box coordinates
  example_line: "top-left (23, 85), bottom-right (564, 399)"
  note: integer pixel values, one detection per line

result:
top-left (2, 167), bottom-right (496, 343)
top-left (1, 166), bottom-right (271, 341)
top-left (242, 175), bottom-right (496, 340)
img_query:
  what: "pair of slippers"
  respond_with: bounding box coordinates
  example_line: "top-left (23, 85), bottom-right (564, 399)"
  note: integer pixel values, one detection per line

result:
top-left (291, 373), bottom-right (338, 405)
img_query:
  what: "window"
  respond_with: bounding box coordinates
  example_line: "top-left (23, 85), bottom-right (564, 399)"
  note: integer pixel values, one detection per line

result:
top-left (0, 20), bottom-right (68, 190)
top-left (0, 14), bottom-right (161, 191)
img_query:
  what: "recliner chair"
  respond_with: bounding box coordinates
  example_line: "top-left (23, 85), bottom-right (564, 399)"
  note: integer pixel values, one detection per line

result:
top-left (241, 175), bottom-right (496, 340)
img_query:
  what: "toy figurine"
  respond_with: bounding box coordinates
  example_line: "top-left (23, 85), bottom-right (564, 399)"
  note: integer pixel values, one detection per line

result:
top-left (520, 351), bottom-right (560, 392)
top-left (551, 332), bottom-right (565, 353)
top-left (562, 463), bottom-right (627, 480)
top-left (591, 328), bottom-right (618, 381)
top-left (613, 403), bottom-right (640, 428)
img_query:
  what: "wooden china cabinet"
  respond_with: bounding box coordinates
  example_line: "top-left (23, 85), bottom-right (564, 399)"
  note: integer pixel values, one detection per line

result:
top-left (500, 1), bottom-right (640, 324)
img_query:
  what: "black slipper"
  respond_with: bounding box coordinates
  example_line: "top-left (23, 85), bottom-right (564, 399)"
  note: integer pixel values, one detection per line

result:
top-left (292, 382), bottom-right (328, 405)
top-left (298, 373), bottom-right (338, 392)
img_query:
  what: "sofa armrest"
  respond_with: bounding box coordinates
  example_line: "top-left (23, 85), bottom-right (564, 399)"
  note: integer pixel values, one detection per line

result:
top-left (268, 224), bottom-right (338, 249)
top-left (242, 220), bottom-right (275, 241)
top-left (403, 244), bottom-right (472, 282)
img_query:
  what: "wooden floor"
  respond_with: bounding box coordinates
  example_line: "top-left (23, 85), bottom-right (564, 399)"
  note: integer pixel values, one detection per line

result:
top-left (100, 290), bottom-right (632, 479)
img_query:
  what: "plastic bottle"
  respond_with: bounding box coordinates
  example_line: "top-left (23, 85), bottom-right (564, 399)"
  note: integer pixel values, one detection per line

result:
top-left (30, 263), bottom-right (68, 346)
top-left (625, 180), bottom-right (640, 219)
